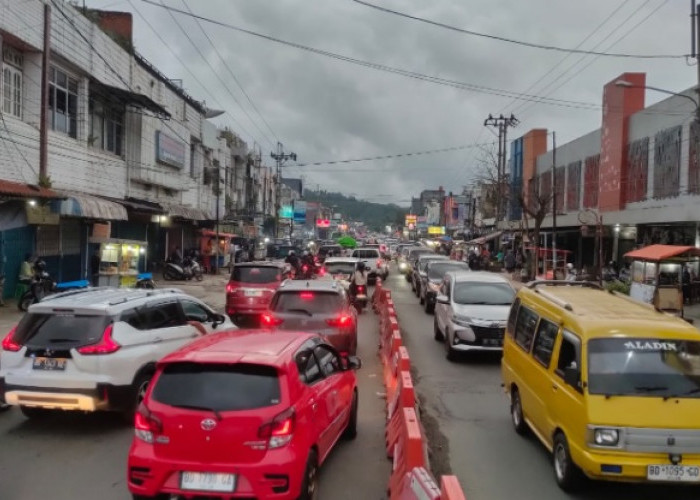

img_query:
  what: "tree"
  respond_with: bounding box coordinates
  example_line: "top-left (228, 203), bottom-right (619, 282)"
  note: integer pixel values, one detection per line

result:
top-left (518, 187), bottom-right (553, 280)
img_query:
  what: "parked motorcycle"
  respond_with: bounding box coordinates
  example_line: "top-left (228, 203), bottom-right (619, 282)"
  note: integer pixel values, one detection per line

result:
top-left (163, 255), bottom-right (203, 281)
top-left (135, 272), bottom-right (156, 289)
top-left (17, 261), bottom-right (90, 311)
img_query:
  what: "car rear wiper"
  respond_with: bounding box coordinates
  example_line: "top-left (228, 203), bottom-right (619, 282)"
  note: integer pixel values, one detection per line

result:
top-left (48, 338), bottom-right (80, 343)
top-left (663, 387), bottom-right (700, 400)
top-left (176, 404), bottom-right (222, 421)
top-left (286, 308), bottom-right (313, 317)
top-left (634, 385), bottom-right (669, 394)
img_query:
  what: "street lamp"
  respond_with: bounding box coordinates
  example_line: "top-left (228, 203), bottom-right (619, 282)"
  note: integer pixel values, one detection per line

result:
top-left (614, 80), bottom-right (700, 119)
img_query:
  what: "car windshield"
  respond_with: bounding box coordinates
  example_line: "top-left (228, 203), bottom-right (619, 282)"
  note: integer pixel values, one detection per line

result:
top-left (13, 313), bottom-right (110, 349)
top-left (409, 250), bottom-right (432, 260)
top-left (452, 282), bottom-right (515, 305)
top-left (428, 263), bottom-right (469, 280)
top-left (152, 362), bottom-right (281, 411)
top-left (272, 291), bottom-right (345, 315)
top-left (588, 338), bottom-right (700, 398)
top-left (325, 262), bottom-right (356, 274)
top-left (232, 266), bottom-right (280, 284)
top-left (353, 250), bottom-right (379, 259)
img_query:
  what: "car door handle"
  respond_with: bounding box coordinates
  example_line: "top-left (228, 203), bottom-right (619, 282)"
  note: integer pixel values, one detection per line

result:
top-left (153, 337), bottom-right (163, 343)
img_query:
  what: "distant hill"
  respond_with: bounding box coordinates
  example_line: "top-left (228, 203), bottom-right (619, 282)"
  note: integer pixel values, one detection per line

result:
top-left (303, 190), bottom-right (407, 231)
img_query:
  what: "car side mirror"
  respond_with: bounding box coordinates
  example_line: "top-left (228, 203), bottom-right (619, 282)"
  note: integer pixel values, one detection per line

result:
top-left (436, 294), bottom-right (449, 305)
top-left (563, 366), bottom-right (580, 389)
top-left (344, 355), bottom-right (362, 370)
top-left (211, 313), bottom-right (226, 328)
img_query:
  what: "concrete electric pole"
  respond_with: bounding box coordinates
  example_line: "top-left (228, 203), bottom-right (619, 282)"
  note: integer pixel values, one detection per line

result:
top-left (483, 114), bottom-right (519, 227)
top-left (270, 142), bottom-right (297, 239)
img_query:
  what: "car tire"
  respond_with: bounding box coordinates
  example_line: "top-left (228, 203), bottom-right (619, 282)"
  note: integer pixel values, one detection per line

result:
top-left (298, 449), bottom-right (319, 500)
top-left (342, 391), bottom-right (358, 440)
top-left (433, 316), bottom-right (443, 341)
top-left (444, 330), bottom-right (458, 362)
top-left (419, 293), bottom-right (424, 305)
top-left (122, 372), bottom-right (152, 423)
top-left (0, 403), bottom-right (11, 412)
top-left (553, 432), bottom-right (583, 492)
top-left (20, 406), bottom-right (52, 419)
top-left (510, 387), bottom-right (527, 435)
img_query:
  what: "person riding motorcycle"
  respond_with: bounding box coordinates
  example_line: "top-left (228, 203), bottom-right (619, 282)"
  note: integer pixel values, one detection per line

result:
top-left (285, 250), bottom-right (300, 274)
top-left (565, 262), bottom-right (577, 282)
top-left (350, 261), bottom-right (368, 297)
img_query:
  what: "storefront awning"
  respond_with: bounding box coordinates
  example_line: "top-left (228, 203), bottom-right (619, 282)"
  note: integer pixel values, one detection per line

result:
top-left (54, 192), bottom-right (128, 220)
top-left (118, 197), bottom-right (164, 214)
top-left (0, 179), bottom-right (57, 199)
top-left (90, 79), bottom-right (171, 118)
top-left (162, 203), bottom-right (212, 221)
top-left (624, 244), bottom-right (700, 262)
top-left (466, 230), bottom-right (503, 245)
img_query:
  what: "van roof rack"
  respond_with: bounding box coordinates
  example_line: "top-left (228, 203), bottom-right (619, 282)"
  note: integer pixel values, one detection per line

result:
top-left (526, 280), bottom-right (602, 290)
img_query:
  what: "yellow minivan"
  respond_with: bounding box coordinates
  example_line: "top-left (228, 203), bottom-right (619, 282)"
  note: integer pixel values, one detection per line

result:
top-left (502, 281), bottom-right (700, 491)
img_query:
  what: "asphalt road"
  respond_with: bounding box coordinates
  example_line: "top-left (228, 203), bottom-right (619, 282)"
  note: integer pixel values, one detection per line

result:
top-left (0, 275), bottom-right (389, 500)
top-left (386, 268), bottom-right (699, 500)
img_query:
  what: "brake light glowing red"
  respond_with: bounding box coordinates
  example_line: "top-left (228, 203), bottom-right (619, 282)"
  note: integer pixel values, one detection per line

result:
top-left (357, 286), bottom-right (366, 293)
top-left (261, 313), bottom-right (283, 327)
top-left (226, 282), bottom-right (235, 294)
top-left (134, 404), bottom-right (162, 444)
top-left (1, 326), bottom-right (21, 352)
top-left (258, 408), bottom-right (296, 448)
top-left (326, 315), bottom-right (353, 327)
top-left (299, 292), bottom-right (314, 299)
top-left (77, 324), bottom-right (121, 355)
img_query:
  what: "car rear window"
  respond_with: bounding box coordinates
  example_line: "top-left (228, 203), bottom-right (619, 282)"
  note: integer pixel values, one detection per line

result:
top-left (319, 246), bottom-right (342, 255)
top-left (232, 266), bottom-right (280, 284)
top-left (272, 291), bottom-right (345, 314)
top-left (428, 263), bottom-right (469, 280)
top-left (353, 249), bottom-right (380, 259)
top-left (152, 362), bottom-right (281, 411)
top-left (13, 313), bottom-right (110, 348)
top-left (325, 262), bottom-right (356, 274)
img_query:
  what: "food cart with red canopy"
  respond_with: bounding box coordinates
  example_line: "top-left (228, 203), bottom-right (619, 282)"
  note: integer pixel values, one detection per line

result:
top-left (199, 229), bottom-right (236, 272)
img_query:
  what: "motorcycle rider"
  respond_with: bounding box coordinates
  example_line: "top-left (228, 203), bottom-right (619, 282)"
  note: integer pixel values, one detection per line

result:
top-left (565, 262), bottom-right (577, 282)
top-left (350, 261), bottom-right (368, 298)
top-left (19, 253), bottom-right (34, 285)
top-left (285, 250), bottom-right (300, 275)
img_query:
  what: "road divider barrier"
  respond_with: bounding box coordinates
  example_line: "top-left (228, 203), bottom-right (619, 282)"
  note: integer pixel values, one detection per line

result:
top-left (375, 284), bottom-right (468, 500)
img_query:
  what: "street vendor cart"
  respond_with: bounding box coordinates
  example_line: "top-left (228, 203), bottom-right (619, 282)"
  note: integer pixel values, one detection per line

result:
top-left (624, 244), bottom-right (700, 318)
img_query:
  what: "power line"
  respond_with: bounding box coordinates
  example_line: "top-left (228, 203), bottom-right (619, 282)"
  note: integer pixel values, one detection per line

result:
top-left (139, 0), bottom-right (615, 111)
top-left (351, 0), bottom-right (683, 59)
top-left (180, 0), bottom-right (280, 144)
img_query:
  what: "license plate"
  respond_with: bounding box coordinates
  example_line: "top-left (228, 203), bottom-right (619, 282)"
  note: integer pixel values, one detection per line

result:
top-left (335, 274), bottom-right (348, 280)
top-left (647, 465), bottom-right (700, 482)
top-left (180, 472), bottom-right (236, 492)
top-left (32, 357), bottom-right (67, 371)
top-left (244, 289), bottom-right (262, 297)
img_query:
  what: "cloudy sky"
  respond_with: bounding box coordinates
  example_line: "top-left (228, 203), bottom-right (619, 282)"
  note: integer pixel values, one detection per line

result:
top-left (87, 0), bottom-right (694, 206)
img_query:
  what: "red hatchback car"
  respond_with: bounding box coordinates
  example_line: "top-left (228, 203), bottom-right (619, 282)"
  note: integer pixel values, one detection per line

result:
top-left (127, 330), bottom-right (361, 500)
top-left (226, 262), bottom-right (290, 326)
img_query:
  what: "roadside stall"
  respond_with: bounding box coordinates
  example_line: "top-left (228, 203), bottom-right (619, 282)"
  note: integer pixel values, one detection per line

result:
top-left (624, 244), bottom-right (700, 318)
top-left (91, 238), bottom-right (147, 287)
top-left (526, 246), bottom-right (572, 280)
top-left (199, 229), bottom-right (236, 272)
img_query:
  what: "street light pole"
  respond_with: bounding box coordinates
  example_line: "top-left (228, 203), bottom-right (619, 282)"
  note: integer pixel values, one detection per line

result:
top-left (551, 131), bottom-right (558, 276)
top-left (270, 142), bottom-right (297, 240)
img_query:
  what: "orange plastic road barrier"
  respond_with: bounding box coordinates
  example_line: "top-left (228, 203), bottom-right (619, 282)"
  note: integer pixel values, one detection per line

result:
top-left (396, 467), bottom-right (441, 500)
top-left (389, 407), bottom-right (426, 499)
top-left (440, 476), bottom-right (467, 500)
top-left (372, 278), bottom-right (383, 313)
top-left (385, 345), bottom-right (411, 398)
top-left (386, 371), bottom-right (415, 457)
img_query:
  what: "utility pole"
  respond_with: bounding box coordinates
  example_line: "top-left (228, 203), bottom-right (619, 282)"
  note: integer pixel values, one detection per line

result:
top-left (694, 1), bottom-right (700, 112)
top-left (39, 3), bottom-right (51, 183)
top-left (484, 114), bottom-right (519, 230)
top-left (551, 131), bottom-right (558, 276)
top-left (270, 142), bottom-right (297, 239)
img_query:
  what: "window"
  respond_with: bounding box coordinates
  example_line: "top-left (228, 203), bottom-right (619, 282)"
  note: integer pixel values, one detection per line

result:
top-left (296, 349), bottom-right (323, 385)
top-left (452, 282), bottom-right (515, 306)
top-left (141, 302), bottom-right (185, 329)
top-left (532, 319), bottom-right (559, 367)
top-left (14, 313), bottom-right (109, 349)
top-left (271, 291), bottom-right (344, 315)
top-left (315, 345), bottom-right (341, 377)
top-left (2, 46), bottom-right (22, 118)
top-left (514, 306), bottom-right (538, 351)
top-left (556, 332), bottom-right (581, 382)
top-left (89, 99), bottom-right (123, 155)
top-left (152, 362), bottom-right (281, 411)
top-left (49, 66), bottom-right (78, 138)
top-left (232, 266), bottom-right (281, 283)
top-left (181, 300), bottom-right (210, 323)
top-left (506, 298), bottom-right (521, 335)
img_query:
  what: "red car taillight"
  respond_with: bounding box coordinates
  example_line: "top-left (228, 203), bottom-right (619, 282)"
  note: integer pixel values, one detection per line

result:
top-left (258, 408), bottom-right (295, 448)
top-left (356, 286), bottom-right (366, 294)
top-left (1, 326), bottom-right (21, 352)
top-left (376, 258), bottom-right (383, 267)
top-left (134, 403), bottom-right (162, 444)
top-left (326, 315), bottom-right (353, 327)
top-left (77, 324), bottom-right (121, 355)
top-left (226, 282), bottom-right (235, 294)
top-left (261, 313), bottom-right (284, 327)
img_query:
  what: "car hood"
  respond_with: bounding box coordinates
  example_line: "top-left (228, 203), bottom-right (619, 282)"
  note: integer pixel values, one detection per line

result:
top-left (452, 303), bottom-right (510, 325)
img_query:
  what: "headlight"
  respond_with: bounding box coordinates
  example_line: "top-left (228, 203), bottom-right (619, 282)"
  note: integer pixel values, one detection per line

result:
top-left (592, 428), bottom-right (619, 446)
top-left (452, 315), bottom-right (472, 327)
top-left (399, 262), bottom-right (407, 269)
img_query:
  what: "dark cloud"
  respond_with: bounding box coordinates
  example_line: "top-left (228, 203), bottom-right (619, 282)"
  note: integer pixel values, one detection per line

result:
top-left (88, 0), bottom-right (693, 205)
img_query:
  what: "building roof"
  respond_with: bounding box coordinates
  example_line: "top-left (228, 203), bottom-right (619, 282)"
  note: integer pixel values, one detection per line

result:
top-left (0, 180), bottom-right (57, 199)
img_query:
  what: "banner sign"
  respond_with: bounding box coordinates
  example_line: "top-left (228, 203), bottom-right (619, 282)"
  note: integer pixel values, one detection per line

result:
top-left (428, 226), bottom-right (446, 235)
top-left (405, 214), bottom-right (417, 226)
top-left (279, 205), bottom-right (293, 219)
top-left (293, 201), bottom-right (307, 223)
top-left (155, 131), bottom-right (186, 169)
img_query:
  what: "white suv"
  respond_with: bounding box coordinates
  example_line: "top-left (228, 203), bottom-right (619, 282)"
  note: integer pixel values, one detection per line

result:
top-left (0, 287), bottom-right (234, 419)
top-left (351, 247), bottom-right (388, 283)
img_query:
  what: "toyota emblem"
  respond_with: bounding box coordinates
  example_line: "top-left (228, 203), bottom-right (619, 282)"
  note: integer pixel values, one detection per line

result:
top-left (201, 418), bottom-right (217, 431)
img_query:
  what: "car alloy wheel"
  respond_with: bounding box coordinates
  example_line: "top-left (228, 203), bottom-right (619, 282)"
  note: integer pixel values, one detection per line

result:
top-left (510, 387), bottom-right (527, 435)
top-left (553, 433), bottom-right (582, 491)
top-left (299, 449), bottom-right (319, 500)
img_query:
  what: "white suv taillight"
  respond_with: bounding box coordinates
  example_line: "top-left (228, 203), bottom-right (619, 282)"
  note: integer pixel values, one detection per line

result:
top-left (77, 324), bottom-right (121, 355)
top-left (258, 407), bottom-right (295, 448)
top-left (1, 326), bottom-right (21, 352)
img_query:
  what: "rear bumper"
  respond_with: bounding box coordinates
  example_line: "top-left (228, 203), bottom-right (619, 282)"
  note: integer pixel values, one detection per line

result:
top-left (1, 379), bottom-right (132, 411)
top-left (128, 442), bottom-right (306, 500)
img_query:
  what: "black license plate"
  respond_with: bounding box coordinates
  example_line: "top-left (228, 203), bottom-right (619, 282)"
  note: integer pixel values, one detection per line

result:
top-left (32, 357), bottom-right (67, 371)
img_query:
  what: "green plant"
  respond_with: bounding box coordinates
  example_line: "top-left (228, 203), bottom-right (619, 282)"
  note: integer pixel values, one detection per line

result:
top-left (38, 174), bottom-right (52, 189)
top-left (605, 280), bottom-right (630, 295)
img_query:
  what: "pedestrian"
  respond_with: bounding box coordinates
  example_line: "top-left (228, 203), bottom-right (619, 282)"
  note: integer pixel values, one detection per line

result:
top-left (504, 250), bottom-right (516, 273)
top-left (90, 248), bottom-right (101, 287)
top-left (170, 246), bottom-right (183, 264)
top-left (19, 253), bottom-right (34, 285)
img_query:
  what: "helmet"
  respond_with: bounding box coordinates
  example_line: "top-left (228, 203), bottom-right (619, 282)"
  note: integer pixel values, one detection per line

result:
top-left (288, 250), bottom-right (295, 256)
top-left (566, 263), bottom-right (574, 270)
top-left (303, 250), bottom-right (309, 256)
top-left (357, 261), bottom-right (366, 271)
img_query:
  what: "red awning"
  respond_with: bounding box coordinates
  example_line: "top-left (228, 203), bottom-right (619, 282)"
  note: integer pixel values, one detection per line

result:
top-left (624, 244), bottom-right (700, 262)
top-left (0, 180), bottom-right (57, 199)
top-left (200, 229), bottom-right (236, 239)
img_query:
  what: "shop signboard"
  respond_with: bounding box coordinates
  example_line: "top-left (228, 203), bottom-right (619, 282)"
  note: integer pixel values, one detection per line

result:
top-left (26, 204), bottom-right (59, 225)
top-left (293, 200), bottom-right (307, 223)
top-left (155, 131), bottom-right (186, 169)
top-left (405, 214), bottom-right (417, 226)
top-left (279, 205), bottom-right (293, 219)
top-left (428, 226), bottom-right (446, 235)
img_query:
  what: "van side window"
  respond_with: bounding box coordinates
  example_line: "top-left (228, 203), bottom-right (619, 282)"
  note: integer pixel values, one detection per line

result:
top-left (556, 332), bottom-right (582, 390)
top-left (514, 306), bottom-right (538, 351)
top-left (532, 319), bottom-right (559, 367)
top-left (506, 298), bottom-right (521, 336)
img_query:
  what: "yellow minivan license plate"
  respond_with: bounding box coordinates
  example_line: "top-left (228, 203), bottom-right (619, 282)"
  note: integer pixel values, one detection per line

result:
top-left (647, 465), bottom-right (700, 482)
